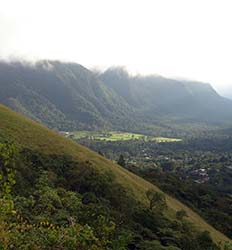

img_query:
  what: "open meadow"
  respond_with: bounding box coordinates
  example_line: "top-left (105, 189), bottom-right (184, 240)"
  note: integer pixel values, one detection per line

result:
top-left (69, 131), bottom-right (182, 142)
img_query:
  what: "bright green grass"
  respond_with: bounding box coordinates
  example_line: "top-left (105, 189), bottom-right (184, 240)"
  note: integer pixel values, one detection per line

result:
top-left (72, 131), bottom-right (182, 142)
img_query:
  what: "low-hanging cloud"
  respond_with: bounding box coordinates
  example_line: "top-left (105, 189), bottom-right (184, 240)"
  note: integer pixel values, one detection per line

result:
top-left (0, 0), bottom-right (232, 97)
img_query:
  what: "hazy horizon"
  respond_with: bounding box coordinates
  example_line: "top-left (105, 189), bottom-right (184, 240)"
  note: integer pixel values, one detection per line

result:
top-left (1, 0), bottom-right (232, 97)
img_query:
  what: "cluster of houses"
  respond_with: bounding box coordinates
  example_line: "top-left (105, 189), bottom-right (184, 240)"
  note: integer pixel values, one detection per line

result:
top-left (187, 168), bottom-right (210, 183)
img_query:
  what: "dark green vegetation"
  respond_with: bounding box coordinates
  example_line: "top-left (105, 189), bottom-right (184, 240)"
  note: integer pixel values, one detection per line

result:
top-left (1, 60), bottom-right (232, 136)
top-left (78, 135), bottom-right (232, 240)
top-left (0, 61), bottom-right (134, 131)
top-left (0, 104), bottom-right (231, 249)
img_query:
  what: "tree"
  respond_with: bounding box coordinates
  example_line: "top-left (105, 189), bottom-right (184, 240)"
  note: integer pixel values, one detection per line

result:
top-left (176, 210), bottom-right (188, 220)
top-left (117, 154), bottom-right (126, 167)
top-left (224, 242), bottom-right (232, 250)
top-left (98, 151), bottom-right (104, 157)
top-left (0, 143), bottom-right (17, 247)
top-left (146, 189), bottom-right (167, 211)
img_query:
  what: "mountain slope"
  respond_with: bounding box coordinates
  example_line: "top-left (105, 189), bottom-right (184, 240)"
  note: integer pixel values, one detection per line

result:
top-left (0, 61), bottom-right (136, 131)
top-left (1, 61), bottom-right (232, 135)
top-left (0, 104), bottom-right (230, 245)
top-left (101, 67), bottom-right (232, 124)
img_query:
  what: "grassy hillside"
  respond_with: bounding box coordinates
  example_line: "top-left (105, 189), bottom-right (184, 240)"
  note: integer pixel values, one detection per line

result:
top-left (0, 104), bottom-right (230, 246)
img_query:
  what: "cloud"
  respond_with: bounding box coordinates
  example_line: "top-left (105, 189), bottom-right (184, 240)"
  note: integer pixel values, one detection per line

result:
top-left (0, 0), bottom-right (232, 96)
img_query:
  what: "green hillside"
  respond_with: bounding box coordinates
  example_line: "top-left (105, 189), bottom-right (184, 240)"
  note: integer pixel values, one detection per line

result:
top-left (0, 104), bottom-right (230, 248)
top-left (1, 61), bottom-right (232, 137)
top-left (0, 61), bottom-right (137, 132)
top-left (101, 67), bottom-right (232, 124)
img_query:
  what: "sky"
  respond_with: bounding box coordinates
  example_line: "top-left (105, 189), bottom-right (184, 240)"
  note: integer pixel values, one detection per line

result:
top-left (1, 0), bottom-right (232, 97)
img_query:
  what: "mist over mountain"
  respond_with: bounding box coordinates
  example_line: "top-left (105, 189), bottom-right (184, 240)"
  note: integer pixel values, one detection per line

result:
top-left (101, 67), bottom-right (232, 123)
top-left (0, 60), bottom-right (137, 131)
top-left (220, 87), bottom-right (232, 100)
top-left (0, 60), bottom-right (232, 135)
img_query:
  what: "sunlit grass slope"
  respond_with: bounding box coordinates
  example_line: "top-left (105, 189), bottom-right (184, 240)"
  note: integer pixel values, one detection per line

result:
top-left (0, 104), bottom-right (230, 245)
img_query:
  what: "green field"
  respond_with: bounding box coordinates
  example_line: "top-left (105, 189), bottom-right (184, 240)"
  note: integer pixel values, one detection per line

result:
top-left (70, 131), bottom-right (182, 143)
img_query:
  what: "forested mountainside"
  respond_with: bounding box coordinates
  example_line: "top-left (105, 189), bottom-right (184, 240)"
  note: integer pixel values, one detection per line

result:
top-left (0, 61), bottom-right (136, 131)
top-left (101, 67), bottom-right (232, 124)
top-left (0, 60), bottom-right (232, 135)
top-left (0, 104), bottom-right (231, 249)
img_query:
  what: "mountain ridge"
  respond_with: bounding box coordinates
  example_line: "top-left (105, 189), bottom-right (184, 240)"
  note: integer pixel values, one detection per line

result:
top-left (0, 60), bottom-right (232, 135)
top-left (101, 67), bottom-right (232, 123)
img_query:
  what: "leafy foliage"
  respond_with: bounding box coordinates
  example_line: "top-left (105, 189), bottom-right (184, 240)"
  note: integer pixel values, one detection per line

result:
top-left (0, 142), bottom-right (225, 249)
top-left (146, 189), bottom-right (167, 211)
